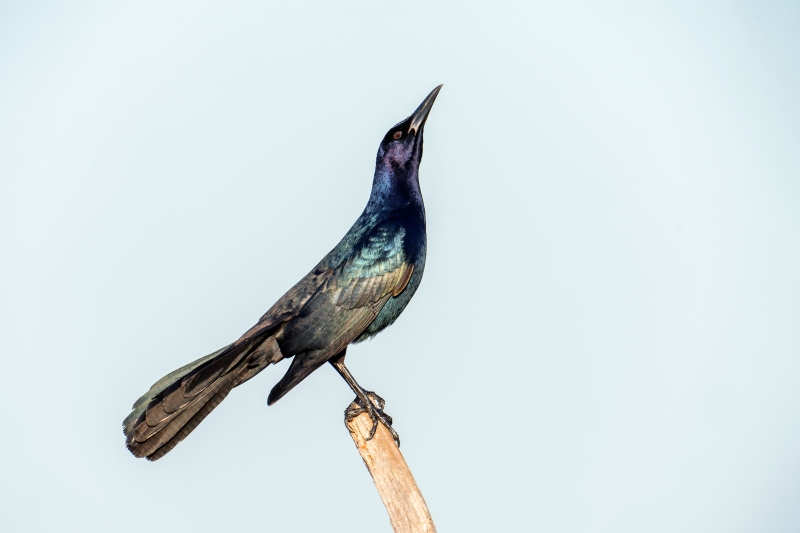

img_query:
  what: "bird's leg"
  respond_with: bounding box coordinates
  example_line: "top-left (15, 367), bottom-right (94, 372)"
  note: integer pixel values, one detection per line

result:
top-left (329, 350), bottom-right (400, 447)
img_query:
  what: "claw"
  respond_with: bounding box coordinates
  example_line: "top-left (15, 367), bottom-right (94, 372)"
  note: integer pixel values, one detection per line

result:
top-left (344, 391), bottom-right (401, 447)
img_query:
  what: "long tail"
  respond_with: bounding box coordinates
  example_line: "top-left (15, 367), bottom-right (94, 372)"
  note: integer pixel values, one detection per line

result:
top-left (123, 335), bottom-right (281, 461)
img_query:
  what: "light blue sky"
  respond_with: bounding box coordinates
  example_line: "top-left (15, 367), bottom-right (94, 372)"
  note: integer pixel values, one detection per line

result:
top-left (2, 2), bottom-right (799, 532)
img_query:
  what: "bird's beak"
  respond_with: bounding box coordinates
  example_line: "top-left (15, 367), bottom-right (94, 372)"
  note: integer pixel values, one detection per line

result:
top-left (408, 85), bottom-right (443, 135)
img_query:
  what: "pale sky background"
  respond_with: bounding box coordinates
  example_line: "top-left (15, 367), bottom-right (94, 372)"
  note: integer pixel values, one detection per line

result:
top-left (2, 2), bottom-right (799, 532)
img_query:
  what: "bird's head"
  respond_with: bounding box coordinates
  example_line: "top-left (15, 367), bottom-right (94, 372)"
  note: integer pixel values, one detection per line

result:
top-left (375, 85), bottom-right (442, 181)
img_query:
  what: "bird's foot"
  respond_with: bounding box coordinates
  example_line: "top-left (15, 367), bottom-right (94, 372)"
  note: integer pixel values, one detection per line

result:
top-left (345, 391), bottom-right (400, 448)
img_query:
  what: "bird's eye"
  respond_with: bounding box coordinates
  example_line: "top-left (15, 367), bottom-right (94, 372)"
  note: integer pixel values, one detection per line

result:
top-left (393, 131), bottom-right (402, 140)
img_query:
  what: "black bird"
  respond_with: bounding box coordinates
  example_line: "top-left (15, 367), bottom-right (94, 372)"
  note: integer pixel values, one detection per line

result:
top-left (123, 85), bottom-right (442, 460)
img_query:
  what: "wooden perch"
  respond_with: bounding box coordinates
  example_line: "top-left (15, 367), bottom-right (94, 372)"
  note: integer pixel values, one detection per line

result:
top-left (345, 400), bottom-right (437, 533)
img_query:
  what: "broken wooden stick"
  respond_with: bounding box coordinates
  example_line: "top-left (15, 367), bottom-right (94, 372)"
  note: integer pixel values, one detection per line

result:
top-left (345, 400), bottom-right (437, 533)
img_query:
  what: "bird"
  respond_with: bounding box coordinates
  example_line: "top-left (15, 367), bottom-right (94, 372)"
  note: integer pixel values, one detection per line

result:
top-left (123, 85), bottom-right (442, 461)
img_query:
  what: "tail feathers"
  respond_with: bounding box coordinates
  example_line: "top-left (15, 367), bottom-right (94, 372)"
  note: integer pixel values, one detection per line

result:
top-left (135, 373), bottom-right (237, 461)
top-left (124, 336), bottom-right (281, 461)
top-left (267, 348), bottom-right (329, 406)
top-left (123, 344), bottom-right (231, 431)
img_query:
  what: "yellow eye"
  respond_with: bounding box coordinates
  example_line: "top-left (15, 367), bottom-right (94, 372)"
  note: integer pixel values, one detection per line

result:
top-left (393, 131), bottom-right (402, 140)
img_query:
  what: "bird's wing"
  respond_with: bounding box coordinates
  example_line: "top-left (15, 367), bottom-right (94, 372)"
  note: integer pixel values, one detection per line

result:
top-left (267, 221), bottom-right (414, 403)
top-left (332, 222), bottom-right (414, 308)
top-left (282, 221), bottom-right (413, 353)
top-left (231, 264), bottom-right (335, 347)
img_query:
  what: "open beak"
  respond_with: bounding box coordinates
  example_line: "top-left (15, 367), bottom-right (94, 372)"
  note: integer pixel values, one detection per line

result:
top-left (408, 85), bottom-right (443, 135)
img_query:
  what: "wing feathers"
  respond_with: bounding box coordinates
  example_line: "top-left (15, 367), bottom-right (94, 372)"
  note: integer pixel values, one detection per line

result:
top-left (392, 263), bottom-right (414, 297)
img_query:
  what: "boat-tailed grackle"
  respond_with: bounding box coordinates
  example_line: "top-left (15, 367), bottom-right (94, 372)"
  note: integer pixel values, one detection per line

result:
top-left (123, 85), bottom-right (442, 460)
